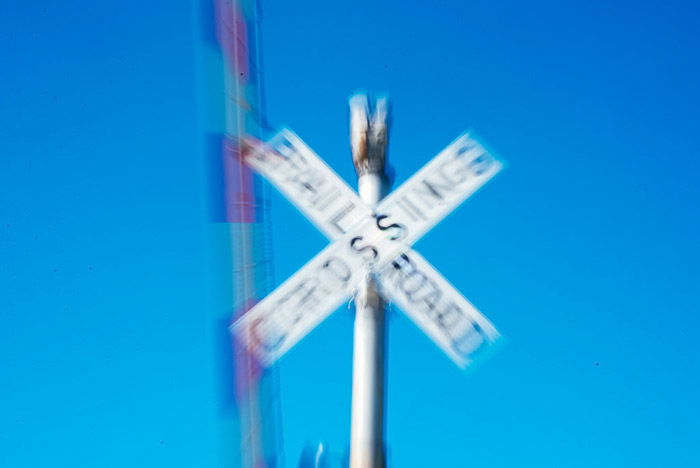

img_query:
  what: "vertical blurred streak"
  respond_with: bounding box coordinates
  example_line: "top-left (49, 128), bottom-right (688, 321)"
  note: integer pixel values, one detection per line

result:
top-left (196, 0), bottom-right (280, 466)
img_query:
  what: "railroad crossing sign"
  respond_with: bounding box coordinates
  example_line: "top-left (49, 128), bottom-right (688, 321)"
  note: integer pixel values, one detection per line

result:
top-left (232, 128), bottom-right (504, 368)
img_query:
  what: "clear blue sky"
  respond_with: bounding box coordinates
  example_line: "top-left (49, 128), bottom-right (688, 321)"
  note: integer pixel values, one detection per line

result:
top-left (2, 1), bottom-right (699, 467)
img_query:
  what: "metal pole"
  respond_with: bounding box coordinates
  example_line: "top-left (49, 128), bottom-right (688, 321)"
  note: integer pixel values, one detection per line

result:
top-left (349, 95), bottom-right (390, 468)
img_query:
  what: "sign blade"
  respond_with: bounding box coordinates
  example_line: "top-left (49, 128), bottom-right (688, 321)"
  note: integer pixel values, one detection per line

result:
top-left (377, 250), bottom-right (500, 368)
top-left (231, 221), bottom-right (385, 365)
top-left (376, 133), bottom-right (503, 246)
top-left (246, 129), bottom-right (372, 239)
top-left (231, 247), bottom-right (352, 365)
top-left (231, 213), bottom-right (420, 365)
top-left (235, 130), bottom-right (505, 367)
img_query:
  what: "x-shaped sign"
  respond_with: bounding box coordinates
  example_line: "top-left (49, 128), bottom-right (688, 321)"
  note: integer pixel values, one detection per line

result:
top-left (232, 129), bottom-right (504, 368)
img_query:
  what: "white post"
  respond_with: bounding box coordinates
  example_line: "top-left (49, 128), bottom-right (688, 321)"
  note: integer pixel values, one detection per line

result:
top-left (349, 95), bottom-right (389, 468)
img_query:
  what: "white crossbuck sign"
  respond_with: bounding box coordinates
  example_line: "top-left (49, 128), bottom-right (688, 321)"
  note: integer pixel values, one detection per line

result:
top-left (232, 129), bottom-right (504, 368)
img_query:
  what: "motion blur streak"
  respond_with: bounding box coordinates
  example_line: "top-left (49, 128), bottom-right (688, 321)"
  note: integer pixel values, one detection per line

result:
top-left (196, 0), bottom-right (281, 466)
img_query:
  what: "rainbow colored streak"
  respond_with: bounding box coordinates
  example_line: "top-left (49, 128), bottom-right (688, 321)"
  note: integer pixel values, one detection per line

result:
top-left (198, 0), bottom-right (281, 467)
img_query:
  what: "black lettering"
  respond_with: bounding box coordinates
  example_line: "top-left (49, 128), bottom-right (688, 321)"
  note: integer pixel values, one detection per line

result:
top-left (456, 142), bottom-right (477, 157)
top-left (275, 278), bottom-right (320, 322)
top-left (274, 138), bottom-right (298, 160)
top-left (293, 278), bottom-right (321, 310)
top-left (317, 256), bottom-right (353, 293)
top-left (322, 256), bottom-right (352, 282)
top-left (410, 282), bottom-right (442, 309)
top-left (375, 214), bottom-right (406, 241)
top-left (438, 157), bottom-right (471, 185)
top-left (432, 302), bottom-right (466, 332)
top-left (399, 270), bottom-right (429, 297)
top-left (397, 266), bottom-right (442, 309)
top-left (412, 177), bottom-right (457, 207)
top-left (468, 152), bottom-right (493, 176)
top-left (250, 316), bottom-right (286, 352)
top-left (390, 254), bottom-right (442, 309)
top-left (288, 169), bottom-right (321, 196)
top-left (451, 322), bottom-right (485, 356)
top-left (391, 253), bottom-right (411, 270)
top-left (315, 187), bottom-right (341, 211)
top-left (398, 197), bottom-right (427, 222)
top-left (350, 236), bottom-right (379, 262)
top-left (329, 203), bottom-right (358, 235)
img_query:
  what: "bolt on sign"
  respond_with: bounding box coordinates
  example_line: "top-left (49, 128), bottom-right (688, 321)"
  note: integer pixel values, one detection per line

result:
top-left (232, 129), bottom-right (504, 368)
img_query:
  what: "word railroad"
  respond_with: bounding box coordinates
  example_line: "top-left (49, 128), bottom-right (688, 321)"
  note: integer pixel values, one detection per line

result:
top-left (232, 129), bottom-right (504, 368)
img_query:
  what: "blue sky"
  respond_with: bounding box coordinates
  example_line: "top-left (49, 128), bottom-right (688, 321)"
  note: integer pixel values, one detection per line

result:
top-left (2, 1), bottom-right (699, 467)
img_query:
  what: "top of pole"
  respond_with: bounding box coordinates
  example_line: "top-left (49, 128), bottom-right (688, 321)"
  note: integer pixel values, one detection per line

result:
top-left (350, 94), bottom-right (389, 177)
